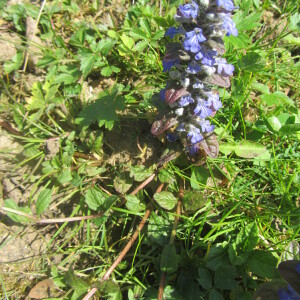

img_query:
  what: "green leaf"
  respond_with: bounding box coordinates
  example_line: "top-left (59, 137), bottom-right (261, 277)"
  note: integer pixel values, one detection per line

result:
top-left (77, 49), bottom-right (97, 78)
top-left (153, 191), bottom-right (177, 210)
top-left (229, 222), bottom-right (259, 265)
top-left (238, 52), bottom-right (265, 72)
top-left (261, 91), bottom-right (295, 106)
top-left (135, 40), bottom-right (148, 52)
top-left (279, 123), bottom-right (300, 135)
top-left (289, 12), bottom-right (300, 31)
top-left (125, 195), bottom-right (146, 212)
top-left (4, 51), bottom-right (23, 74)
top-left (96, 38), bottom-right (115, 55)
top-left (214, 265), bottom-right (238, 290)
top-left (158, 169), bottom-right (175, 184)
top-left (65, 268), bottom-right (88, 296)
top-left (120, 33), bottom-right (135, 49)
top-left (57, 168), bottom-right (73, 184)
top-left (152, 30), bottom-right (165, 41)
top-left (4, 199), bottom-right (32, 223)
top-left (113, 173), bottom-right (132, 194)
top-left (247, 250), bottom-right (277, 278)
top-left (129, 165), bottom-right (153, 182)
top-left (219, 142), bottom-right (237, 155)
top-left (98, 280), bottom-right (122, 300)
top-left (190, 166), bottom-right (209, 190)
top-left (197, 268), bottom-right (212, 289)
top-left (234, 141), bottom-right (267, 158)
top-left (75, 91), bottom-right (125, 130)
top-left (160, 244), bottom-right (178, 273)
top-left (130, 28), bottom-right (148, 40)
top-left (253, 150), bottom-right (271, 167)
top-left (69, 27), bottom-right (86, 47)
top-left (36, 188), bottom-right (52, 215)
top-left (206, 242), bottom-right (230, 271)
top-left (252, 82), bottom-right (270, 94)
top-left (101, 65), bottom-right (120, 77)
top-left (235, 11), bottom-right (262, 31)
top-left (54, 64), bottom-right (81, 84)
top-left (163, 286), bottom-right (183, 300)
top-left (182, 190), bottom-right (207, 212)
top-left (267, 116), bottom-right (282, 132)
top-left (209, 289), bottom-right (224, 300)
top-left (148, 213), bottom-right (172, 246)
top-left (85, 187), bottom-right (107, 210)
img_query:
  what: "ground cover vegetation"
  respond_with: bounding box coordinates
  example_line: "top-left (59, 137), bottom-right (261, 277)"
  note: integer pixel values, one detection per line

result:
top-left (0, 0), bottom-right (299, 299)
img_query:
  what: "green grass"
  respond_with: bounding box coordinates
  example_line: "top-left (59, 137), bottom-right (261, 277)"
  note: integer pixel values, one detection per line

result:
top-left (0, 0), bottom-right (299, 299)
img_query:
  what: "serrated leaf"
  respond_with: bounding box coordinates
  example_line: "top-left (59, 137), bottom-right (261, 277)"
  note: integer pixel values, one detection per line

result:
top-left (206, 242), bottom-right (230, 271)
top-left (235, 11), bottom-right (262, 31)
top-left (252, 82), bottom-right (270, 94)
top-left (96, 38), bottom-right (115, 55)
top-left (135, 40), bottom-right (148, 52)
top-left (214, 265), bottom-right (237, 290)
top-left (160, 244), bottom-right (178, 273)
top-left (235, 141), bottom-right (267, 158)
top-left (158, 169), bottom-right (175, 184)
top-left (130, 28), bottom-right (148, 40)
top-left (153, 191), bottom-right (177, 210)
top-left (120, 33), bottom-right (135, 49)
top-left (98, 280), bottom-right (122, 300)
top-left (101, 65), bottom-right (120, 77)
top-left (75, 91), bottom-right (125, 129)
top-left (57, 168), bottom-right (73, 184)
top-left (125, 195), bottom-right (145, 212)
top-left (289, 12), bottom-right (300, 31)
top-left (4, 199), bottom-right (32, 223)
top-left (85, 187), bottom-right (107, 210)
top-left (148, 213), bottom-right (172, 246)
top-left (152, 30), bottom-right (165, 41)
top-left (139, 18), bottom-right (151, 36)
top-left (238, 52), bottom-right (265, 72)
top-left (247, 250), bottom-right (277, 278)
top-left (77, 49), bottom-right (97, 78)
top-left (69, 27), bottom-right (86, 47)
top-left (36, 188), bottom-right (52, 215)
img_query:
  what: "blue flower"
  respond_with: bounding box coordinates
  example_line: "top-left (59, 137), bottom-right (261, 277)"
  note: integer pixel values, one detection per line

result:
top-left (195, 48), bottom-right (218, 66)
top-left (183, 28), bottom-right (206, 53)
top-left (165, 27), bottom-right (179, 38)
top-left (187, 125), bottom-right (203, 144)
top-left (178, 95), bottom-right (194, 107)
top-left (188, 144), bottom-right (199, 155)
top-left (216, 0), bottom-right (237, 11)
top-left (176, 123), bottom-right (186, 132)
top-left (296, 263), bottom-right (300, 274)
top-left (199, 119), bottom-right (215, 133)
top-left (179, 1), bottom-right (199, 19)
top-left (278, 285), bottom-right (300, 300)
top-left (186, 61), bottom-right (202, 74)
top-left (166, 133), bottom-right (178, 142)
top-left (216, 58), bottom-right (234, 76)
top-left (221, 13), bottom-right (238, 36)
top-left (206, 92), bottom-right (222, 110)
top-left (193, 79), bottom-right (204, 89)
top-left (194, 97), bottom-right (213, 118)
top-left (162, 59), bottom-right (179, 72)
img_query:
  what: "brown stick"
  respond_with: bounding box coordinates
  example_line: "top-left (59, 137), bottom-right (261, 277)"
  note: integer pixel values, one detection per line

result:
top-left (83, 183), bottom-right (164, 300)
top-left (157, 182), bottom-right (183, 300)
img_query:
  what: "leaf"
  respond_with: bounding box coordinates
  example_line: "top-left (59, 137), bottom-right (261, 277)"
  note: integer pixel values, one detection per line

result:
top-left (253, 150), bottom-right (271, 167)
top-left (206, 242), bottom-right (230, 271)
top-left (125, 195), bottom-right (145, 212)
top-left (135, 40), bottom-right (148, 52)
top-left (148, 213), bottom-right (172, 246)
top-left (238, 52), bottom-right (265, 72)
top-left (98, 280), bottom-right (122, 300)
top-left (153, 191), bottom-right (177, 210)
top-left (54, 64), bottom-right (81, 84)
top-left (261, 91), bottom-right (295, 107)
top-left (219, 142), bottom-right (237, 155)
top-left (57, 168), bottom-right (73, 184)
top-left (229, 222), bottom-right (259, 265)
top-left (190, 166), bottom-right (209, 190)
top-left (36, 189), bottom-right (52, 215)
top-left (160, 244), bottom-right (178, 273)
top-left (182, 190), bottom-right (207, 212)
top-left (289, 12), bottom-right (300, 31)
top-left (85, 187), bottom-right (107, 210)
top-left (163, 286), bottom-right (183, 300)
top-left (113, 173), bottom-right (132, 194)
top-left (75, 91), bottom-right (125, 130)
top-left (252, 82), bottom-right (270, 94)
top-left (129, 165), bottom-right (153, 182)
top-left (279, 123), bottom-right (300, 135)
top-left (120, 33), bottom-right (135, 49)
top-left (130, 28), bottom-right (148, 40)
top-left (101, 65), bottom-right (120, 77)
top-left (4, 199), bottom-right (32, 223)
top-left (234, 141), bottom-right (267, 158)
top-left (267, 116), bottom-right (282, 132)
top-left (96, 38), bottom-right (115, 55)
top-left (65, 268), bottom-right (88, 296)
top-left (69, 27), bottom-right (86, 47)
top-left (247, 250), bottom-right (277, 278)
top-left (152, 30), bottom-right (165, 41)
top-left (197, 268), bottom-right (212, 289)
top-left (214, 265), bottom-right (238, 290)
top-left (198, 133), bottom-right (219, 158)
top-left (209, 289), bottom-right (224, 300)
top-left (77, 49), bottom-right (97, 78)
top-left (235, 11), bottom-right (262, 31)
top-left (4, 51), bottom-right (23, 74)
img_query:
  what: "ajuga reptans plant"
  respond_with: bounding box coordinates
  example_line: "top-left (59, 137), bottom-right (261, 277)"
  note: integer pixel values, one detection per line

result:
top-left (151, 0), bottom-right (238, 164)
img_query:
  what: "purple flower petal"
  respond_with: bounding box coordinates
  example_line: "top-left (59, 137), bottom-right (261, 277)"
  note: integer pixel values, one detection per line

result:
top-left (165, 27), bottom-right (179, 38)
top-left (179, 1), bottom-right (199, 19)
top-left (178, 95), bottom-right (194, 107)
top-left (187, 125), bottom-right (203, 144)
